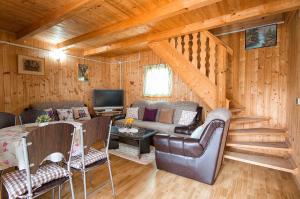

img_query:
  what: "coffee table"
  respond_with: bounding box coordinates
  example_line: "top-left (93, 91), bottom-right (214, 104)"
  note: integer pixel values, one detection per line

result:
top-left (110, 126), bottom-right (157, 159)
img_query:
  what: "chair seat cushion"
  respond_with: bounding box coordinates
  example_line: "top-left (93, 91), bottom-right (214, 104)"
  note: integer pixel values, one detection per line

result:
top-left (2, 163), bottom-right (69, 199)
top-left (70, 148), bottom-right (107, 169)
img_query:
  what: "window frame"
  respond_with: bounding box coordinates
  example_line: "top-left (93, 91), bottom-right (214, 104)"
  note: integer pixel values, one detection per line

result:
top-left (143, 64), bottom-right (173, 97)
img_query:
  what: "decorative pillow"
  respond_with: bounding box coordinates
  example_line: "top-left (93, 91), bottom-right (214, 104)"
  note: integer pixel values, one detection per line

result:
top-left (44, 108), bottom-right (58, 121)
top-left (158, 108), bottom-right (174, 124)
top-left (143, 107), bottom-right (158, 122)
top-left (126, 107), bottom-right (139, 119)
top-left (56, 109), bottom-right (74, 121)
top-left (178, 110), bottom-right (197, 125)
top-left (72, 107), bottom-right (91, 121)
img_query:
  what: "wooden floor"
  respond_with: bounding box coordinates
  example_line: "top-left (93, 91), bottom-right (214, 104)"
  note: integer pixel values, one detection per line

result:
top-left (40, 155), bottom-right (300, 199)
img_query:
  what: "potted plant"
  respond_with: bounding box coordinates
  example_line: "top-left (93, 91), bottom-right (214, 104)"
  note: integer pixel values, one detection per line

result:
top-left (36, 115), bottom-right (52, 127)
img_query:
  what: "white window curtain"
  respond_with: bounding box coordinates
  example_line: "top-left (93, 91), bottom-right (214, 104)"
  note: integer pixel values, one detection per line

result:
top-left (143, 64), bottom-right (172, 97)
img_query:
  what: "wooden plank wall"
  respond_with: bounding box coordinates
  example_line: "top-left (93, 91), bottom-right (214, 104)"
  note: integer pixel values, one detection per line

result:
top-left (111, 50), bottom-right (209, 117)
top-left (286, 11), bottom-right (300, 187)
top-left (219, 24), bottom-right (288, 128)
top-left (0, 31), bottom-right (118, 114)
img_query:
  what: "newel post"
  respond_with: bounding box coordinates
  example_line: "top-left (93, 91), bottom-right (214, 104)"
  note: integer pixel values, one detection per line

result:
top-left (216, 45), bottom-right (227, 108)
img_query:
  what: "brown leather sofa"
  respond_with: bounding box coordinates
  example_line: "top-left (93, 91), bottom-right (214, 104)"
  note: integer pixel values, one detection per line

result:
top-left (153, 118), bottom-right (230, 185)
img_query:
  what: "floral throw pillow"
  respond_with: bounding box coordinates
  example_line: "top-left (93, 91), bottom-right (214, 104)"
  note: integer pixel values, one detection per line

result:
top-left (56, 109), bottom-right (74, 121)
top-left (178, 110), bottom-right (197, 125)
top-left (44, 108), bottom-right (58, 121)
top-left (72, 107), bottom-right (91, 121)
top-left (126, 107), bottom-right (139, 119)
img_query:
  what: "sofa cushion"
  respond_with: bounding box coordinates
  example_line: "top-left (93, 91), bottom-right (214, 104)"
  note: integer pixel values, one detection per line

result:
top-left (44, 108), bottom-right (59, 121)
top-left (171, 101), bottom-right (198, 124)
top-left (131, 100), bottom-right (198, 124)
top-left (115, 119), bottom-right (178, 133)
top-left (178, 110), bottom-right (197, 125)
top-left (158, 108), bottom-right (174, 124)
top-left (132, 101), bottom-right (148, 120)
top-left (126, 107), bottom-right (139, 119)
top-left (143, 108), bottom-right (158, 122)
top-left (72, 107), bottom-right (91, 121)
top-left (57, 109), bottom-right (74, 121)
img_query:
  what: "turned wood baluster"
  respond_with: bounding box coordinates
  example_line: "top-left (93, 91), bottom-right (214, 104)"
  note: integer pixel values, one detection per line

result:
top-left (200, 32), bottom-right (207, 75)
top-left (188, 34), bottom-right (193, 63)
top-left (197, 33), bottom-right (201, 69)
top-left (176, 36), bottom-right (183, 54)
top-left (192, 33), bottom-right (198, 68)
top-left (184, 34), bottom-right (190, 61)
top-left (208, 38), bottom-right (216, 84)
top-left (181, 35), bottom-right (185, 55)
top-left (170, 37), bottom-right (176, 49)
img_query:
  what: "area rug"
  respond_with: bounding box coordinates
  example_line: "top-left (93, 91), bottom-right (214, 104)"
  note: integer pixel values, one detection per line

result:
top-left (109, 143), bottom-right (155, 165)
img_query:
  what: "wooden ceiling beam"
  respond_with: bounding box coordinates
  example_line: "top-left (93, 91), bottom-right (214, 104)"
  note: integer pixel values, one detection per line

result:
top-left (16, 0), bottom-right (97, 40)
top-left (57, 0), bottom-right (222, 48)
top-left (84, 0), bottom-right (300, 56)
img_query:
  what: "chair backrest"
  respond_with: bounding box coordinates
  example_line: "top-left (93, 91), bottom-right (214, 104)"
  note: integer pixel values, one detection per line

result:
top-left (19, 109), bottom-right (47, 124)
top-left (81, 116), bottom-right (111, 154)
top-left (0, 112), bottom-right (16, 129)
top-left (25, 123), bottom-right (75, 173)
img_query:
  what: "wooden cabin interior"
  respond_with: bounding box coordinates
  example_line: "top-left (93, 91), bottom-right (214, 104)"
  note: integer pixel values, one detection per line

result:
top-left (0, 0), bottom-right (300, 198)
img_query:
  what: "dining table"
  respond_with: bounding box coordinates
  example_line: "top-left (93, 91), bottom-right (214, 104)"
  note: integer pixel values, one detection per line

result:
top-left (0, 121), bottom-right (84, 171)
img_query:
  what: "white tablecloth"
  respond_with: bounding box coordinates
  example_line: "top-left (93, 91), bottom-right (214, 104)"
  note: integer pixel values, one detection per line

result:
top-left (0, 121), bottom-right (83, 170)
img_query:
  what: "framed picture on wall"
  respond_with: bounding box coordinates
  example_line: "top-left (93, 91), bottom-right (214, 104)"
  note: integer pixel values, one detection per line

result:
top-left (245, 24), bottom-right (277, 50)
top-left (18, 55), bottom-right (45, 75)
top-left (78, 64), bottom-right (89, 82)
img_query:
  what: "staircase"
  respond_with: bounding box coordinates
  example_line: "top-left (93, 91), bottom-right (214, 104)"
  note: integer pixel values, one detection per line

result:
top-left (149, 31), bottom-right (231, 109)
top-left (225, 103), bottom-right (298, 174)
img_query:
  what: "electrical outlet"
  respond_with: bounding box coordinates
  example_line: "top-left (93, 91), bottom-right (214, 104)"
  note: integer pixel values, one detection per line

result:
top-left (297, 98), bottom-right (300, 105)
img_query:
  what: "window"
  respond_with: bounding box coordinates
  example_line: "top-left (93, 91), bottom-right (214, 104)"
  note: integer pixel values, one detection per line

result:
top-left (143, 64), bottom-right (172, 97)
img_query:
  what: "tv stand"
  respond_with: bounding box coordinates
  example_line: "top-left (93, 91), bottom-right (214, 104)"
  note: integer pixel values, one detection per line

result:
top-left (94, 107), bottom-right (124, 117)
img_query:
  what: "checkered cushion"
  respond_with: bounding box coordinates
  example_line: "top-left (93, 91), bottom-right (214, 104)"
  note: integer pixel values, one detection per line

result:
top-left (2, 163), bottom-right (69, 199)
top-left (70, 148), bottom-right (107, 169)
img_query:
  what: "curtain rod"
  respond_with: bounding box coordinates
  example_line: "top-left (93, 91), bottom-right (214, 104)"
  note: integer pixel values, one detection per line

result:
top-left (0, 40), bottom-right (140, 65)
top-left (214, 21), bottom-right (285, 37)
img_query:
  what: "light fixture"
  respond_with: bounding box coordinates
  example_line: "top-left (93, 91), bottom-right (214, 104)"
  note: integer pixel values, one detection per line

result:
top-left (50, 49), bottom-right (66, 61)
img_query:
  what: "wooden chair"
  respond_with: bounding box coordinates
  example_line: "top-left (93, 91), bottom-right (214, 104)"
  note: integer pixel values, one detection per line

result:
top-left (19, 109), bottom-right (47, 125)
top-left (1, 123), bottom-right (76, 199)
top-left (0, 112), bottom-right (16, 129)
top-left (70, 116), bottom-right (115, 199)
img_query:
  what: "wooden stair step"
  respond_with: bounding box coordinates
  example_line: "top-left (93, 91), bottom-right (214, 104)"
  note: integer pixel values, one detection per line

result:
top-left (229, 128), bottom-right (287, 135)
top-left (224, 151), bottom-right (297, 174)
top-left (226, 141), bottom-right (291, 152)
top-left (231, 116), bottom-right (271, 124)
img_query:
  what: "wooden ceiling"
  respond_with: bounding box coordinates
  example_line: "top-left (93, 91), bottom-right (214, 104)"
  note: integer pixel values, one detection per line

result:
top-left (0, 0), bottom-right (299, 56)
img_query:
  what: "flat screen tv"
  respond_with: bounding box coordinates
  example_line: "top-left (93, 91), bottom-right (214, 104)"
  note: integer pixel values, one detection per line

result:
top-left (93, 89), bottom-right (124, 110)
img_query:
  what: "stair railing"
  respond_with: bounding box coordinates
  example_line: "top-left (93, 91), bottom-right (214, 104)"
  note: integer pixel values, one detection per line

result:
top-left (168, 31), bottom-right (232, 108)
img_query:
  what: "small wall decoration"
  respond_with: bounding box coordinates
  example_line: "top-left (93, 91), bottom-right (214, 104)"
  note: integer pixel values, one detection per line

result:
top-left (18, 55), bottom-right (45, 75)
top-left (245, 24), bottom-right (277, 50)
top-left (78, 64), bottom-right (89, 82)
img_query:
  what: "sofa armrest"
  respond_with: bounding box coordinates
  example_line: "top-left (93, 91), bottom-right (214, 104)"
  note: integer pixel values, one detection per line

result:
top-left (112, 113), bottom-right (126, 121)
top-left (153, 134), bottom-right (203, 158)
top-left (174, 122), bottom-right (201, 136)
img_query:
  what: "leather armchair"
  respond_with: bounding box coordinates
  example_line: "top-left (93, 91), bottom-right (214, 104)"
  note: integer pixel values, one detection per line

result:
top-left (153, 119), bottom-right (230, 185)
